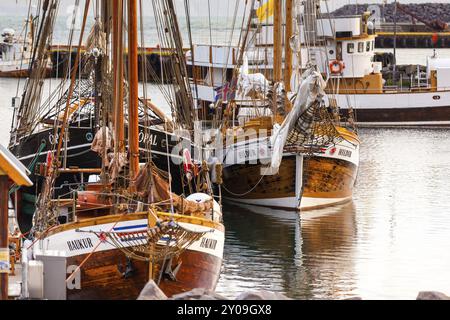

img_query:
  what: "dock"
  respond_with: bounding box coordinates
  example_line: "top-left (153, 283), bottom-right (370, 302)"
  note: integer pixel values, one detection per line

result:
top-left (375, 31), bottom-right (450, 49)
top-left (48, 45), bottom-right (180, 81)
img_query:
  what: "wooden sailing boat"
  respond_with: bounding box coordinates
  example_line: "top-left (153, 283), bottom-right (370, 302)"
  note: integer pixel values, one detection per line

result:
top-left (9, 0), bottom-right (197, 232)
top-left (197, 0), bottom-right (360, 211)
top-left (20, 0), bottom-right (224, 300)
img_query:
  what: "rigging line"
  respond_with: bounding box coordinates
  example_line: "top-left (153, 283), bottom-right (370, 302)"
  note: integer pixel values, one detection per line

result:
top-left (207, 0), bottom-right (214, 89)
top-left (160, 0), bottom-right (196, 129)
top-left (28, 1), bottom-right (60, 132)
top-left (144, 62), bottom-right (174, 105)
top-left (158, 32), bottom-right (174, 212)
top-left (220, 0), bottom-right (232, 81)
top-left (139, 0), bottom-right (152, 159)
top-left (28, 0), bottom-right (50, 75)
top-left (151, 0), bottom-right (177, 121)
top-left (14, 0), bottom-right (34, 98)
top-left (221, 165), bottom-right (270, 197)
top-left (8, 141), bottom-right (47, 196)
top-left (184, 0), bottom-right (199, 108)
top-left (66, 212), bottom-right (130, 284)
top-left (11, 0), bottom-right (34, 138)
top-left (54, 0), bottom-right (91, 165)
top-left (224, 0), bottom-right (255, 109)
top-left (221, 0), bottom-right (241, 86)
top-left (31, 0), bottom-right (78, 137)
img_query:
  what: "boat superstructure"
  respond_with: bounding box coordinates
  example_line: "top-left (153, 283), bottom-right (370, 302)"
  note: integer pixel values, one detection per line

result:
top-left (301, 10), bottom-right (450, 127)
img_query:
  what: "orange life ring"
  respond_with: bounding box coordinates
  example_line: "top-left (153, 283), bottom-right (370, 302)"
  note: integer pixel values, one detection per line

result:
top-left (329, 60), bottom-right (345, 74)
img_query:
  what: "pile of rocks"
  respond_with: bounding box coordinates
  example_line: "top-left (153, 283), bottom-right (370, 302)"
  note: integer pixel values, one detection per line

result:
top-left (332, 3), bottom-right (450, 24)
top-left (137, 281), bottom-right (292, 300)
top-left (137, 281), bottom-right (450, 300)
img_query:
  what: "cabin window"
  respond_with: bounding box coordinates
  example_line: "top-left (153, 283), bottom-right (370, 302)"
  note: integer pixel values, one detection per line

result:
top-left (347, 43), bottom-right (354, 54)
top-left (366, 41), bottom-right (371, 52)
top-left (358, 42), bottom-right (364, 53)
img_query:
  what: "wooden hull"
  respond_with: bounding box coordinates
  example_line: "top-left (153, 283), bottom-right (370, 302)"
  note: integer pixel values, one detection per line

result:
top-left (67, 247), bottom-right (222, 300)
top-left (222, 127), bottom-right (360, 211)
top-left (301, 156), bottom-right (358, 211)
top-left (223, 154), bottom-right (358, 211)
top-left (35, 213), bottom-right (225, 300)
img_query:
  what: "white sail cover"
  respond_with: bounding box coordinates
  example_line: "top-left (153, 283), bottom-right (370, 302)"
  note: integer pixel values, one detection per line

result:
top-left (237, 54), bottom-right (271, 99)
top-left (269, 68), bottom-right (327, 171)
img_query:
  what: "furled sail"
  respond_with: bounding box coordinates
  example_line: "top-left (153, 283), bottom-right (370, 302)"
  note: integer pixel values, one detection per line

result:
top-left (269, 68), bottom-right (338, 171)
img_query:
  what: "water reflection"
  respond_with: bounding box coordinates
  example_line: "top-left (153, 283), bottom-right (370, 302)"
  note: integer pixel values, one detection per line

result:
top-left (296, 202), bottom-right (358, 299)
top-left (218, 129), bottom-right (450, 300)
top-left (216, 202), bottom-right (359, 299)
top-left (216, 204), bottom-right (299, 299)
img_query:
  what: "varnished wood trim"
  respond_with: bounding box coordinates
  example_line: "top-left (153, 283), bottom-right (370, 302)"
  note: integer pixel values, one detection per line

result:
top-left (46, 211), bottom-right (224, 237)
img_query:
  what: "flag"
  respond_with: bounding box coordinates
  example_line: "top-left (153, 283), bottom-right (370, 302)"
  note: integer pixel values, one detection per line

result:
top-left (214, 83), bottom-right (229, 103)
top-left (214, 82), bottom-right (236, 103)
top-left (256, 0), bottom-right (275, 22)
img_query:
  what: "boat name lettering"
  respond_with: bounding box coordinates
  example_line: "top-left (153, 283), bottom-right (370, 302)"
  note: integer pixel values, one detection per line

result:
top-left (48, 133), bottom-right (59, 145)
top-left (200, 238), bottom-right (217, 250)
top-left (239, 149), bottom-right (257, 159)
top-left (138, 132), bottom-right (158, 146)
top-left (338, 149), bottom-right (352, 158)
top-left (67, 237), bottom-right (94, 251)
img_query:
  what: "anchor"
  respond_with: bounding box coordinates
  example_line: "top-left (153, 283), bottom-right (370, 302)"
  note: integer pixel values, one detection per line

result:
top-left (118, 257), bottom-right (135, 279)
top-left (163, 257), bottom-right (182, 281)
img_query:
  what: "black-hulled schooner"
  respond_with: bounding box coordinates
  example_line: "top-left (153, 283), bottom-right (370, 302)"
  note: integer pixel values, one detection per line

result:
top-left (9, 0), bottom-right (200, 232)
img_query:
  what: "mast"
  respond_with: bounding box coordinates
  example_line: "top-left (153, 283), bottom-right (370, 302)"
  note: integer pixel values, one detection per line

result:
top-left (100, 0), bottom-right (111, 185)
top-left (128, 0), bottom-right (139, 181)
top-left (284, 0), bottom-right (293, 92)
top-left (273, 0), bottom-right (282, 83)
top-left (113, 0), bottom-right (125, 154)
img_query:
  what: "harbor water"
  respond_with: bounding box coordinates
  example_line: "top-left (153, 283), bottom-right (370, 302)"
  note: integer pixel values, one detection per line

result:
top-left (2, 64), bottom-right (450, 299)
